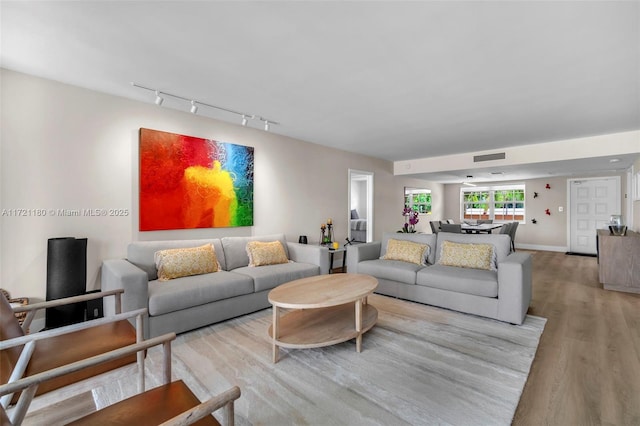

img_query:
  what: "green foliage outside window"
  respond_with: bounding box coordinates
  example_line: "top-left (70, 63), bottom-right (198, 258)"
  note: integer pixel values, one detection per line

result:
top-left (462, 186), bottom-right (525, 221)
top-left (404, 191), bottom-right (432, 214)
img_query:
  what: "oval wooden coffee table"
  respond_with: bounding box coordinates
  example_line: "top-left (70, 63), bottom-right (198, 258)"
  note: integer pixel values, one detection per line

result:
top-left (268, 273), bottom-right (378, 363)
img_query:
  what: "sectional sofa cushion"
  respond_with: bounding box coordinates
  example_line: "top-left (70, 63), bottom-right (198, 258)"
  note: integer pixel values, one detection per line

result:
top-left (222, 234), bottom-right (289, 271)
top-left (383, 239), bottom-right (430, 265)
top-left (357, 259), bottom-right (422, 285)
top-left (148, 271), bottom-right (254, 316)
top-left (233, 262), bottom-right (320, 292)
top-left (416, 264), bottom-right (499, 298)
top-left (155, 244), bottom-right (219, 281)
top-left (246, 241), bottom-right (289, 267)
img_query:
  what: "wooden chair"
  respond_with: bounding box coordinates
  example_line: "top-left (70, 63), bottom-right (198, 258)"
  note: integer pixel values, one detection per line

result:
top-left (1, 290), bottom-right (143, 407)
top-left (0, 332), bottom-right (241, 425)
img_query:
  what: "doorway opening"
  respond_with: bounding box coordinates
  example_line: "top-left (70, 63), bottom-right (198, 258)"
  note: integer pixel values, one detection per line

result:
top-left (348, 170), bottom-right (374, 243)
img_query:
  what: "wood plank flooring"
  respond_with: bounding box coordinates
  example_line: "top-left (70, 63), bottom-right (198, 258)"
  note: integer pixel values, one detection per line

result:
top-left (513, 251), bottom-right (640, 425)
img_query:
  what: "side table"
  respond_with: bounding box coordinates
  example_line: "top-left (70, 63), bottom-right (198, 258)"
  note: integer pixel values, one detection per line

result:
top-left (328, 247), bottom-right (347, 273)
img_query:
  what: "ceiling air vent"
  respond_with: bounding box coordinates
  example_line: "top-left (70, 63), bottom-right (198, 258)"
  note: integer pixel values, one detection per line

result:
top-left (473, 152), bottom-right (506, 162)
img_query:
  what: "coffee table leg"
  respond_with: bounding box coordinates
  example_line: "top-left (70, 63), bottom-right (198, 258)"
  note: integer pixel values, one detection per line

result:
top-left (355, 299), bottom-right (363, 352)
top-left (272, 305), bottom-right (280, 363)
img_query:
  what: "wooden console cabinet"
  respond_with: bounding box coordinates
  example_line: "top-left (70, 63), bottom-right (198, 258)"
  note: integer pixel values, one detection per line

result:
top-left (597, 229), bottom-right (640, 294)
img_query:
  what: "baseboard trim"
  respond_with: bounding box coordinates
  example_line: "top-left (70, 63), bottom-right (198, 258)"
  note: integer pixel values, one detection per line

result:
top-left (516, 244), bottom-right (568, 252)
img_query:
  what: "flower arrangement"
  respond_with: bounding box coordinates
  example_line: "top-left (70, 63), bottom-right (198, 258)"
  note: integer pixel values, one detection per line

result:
top-left (398, 207), bottom-right (419, 233)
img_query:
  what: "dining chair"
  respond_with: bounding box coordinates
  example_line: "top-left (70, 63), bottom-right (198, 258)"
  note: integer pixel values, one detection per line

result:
top-left (439, 223), bottom-right (462, 233)
top-left (429, 221), bottom-right (441, 234)
top-left (477, 219), bottom-right (493, 224)
top-left (509, 222), bottom-right (519, 252)
top-left (499, 222), bottom-right (512, 235)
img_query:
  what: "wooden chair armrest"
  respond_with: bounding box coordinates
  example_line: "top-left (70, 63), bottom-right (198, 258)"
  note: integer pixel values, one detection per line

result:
top-left (11, 289), bottom-right (125, 313)
top-left (12, 289), bottom-right (127, 332)
top-left (0, 308), bottom-right (147, 351)
top-left (159, 386), bottom-right (242, 426)
top-left (0, 333), bottom-right (176, 425)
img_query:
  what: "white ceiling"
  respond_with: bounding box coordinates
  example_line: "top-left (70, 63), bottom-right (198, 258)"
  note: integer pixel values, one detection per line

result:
top-left (1, 1), bottom-right (639, 182)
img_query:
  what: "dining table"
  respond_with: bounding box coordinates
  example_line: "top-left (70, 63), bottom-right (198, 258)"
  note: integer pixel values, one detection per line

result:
top-left (460, 223), bottom-right (503, 234)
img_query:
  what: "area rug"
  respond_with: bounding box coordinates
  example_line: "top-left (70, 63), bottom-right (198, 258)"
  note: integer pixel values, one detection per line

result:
top-left (24, 295), bottom-right (546, 425)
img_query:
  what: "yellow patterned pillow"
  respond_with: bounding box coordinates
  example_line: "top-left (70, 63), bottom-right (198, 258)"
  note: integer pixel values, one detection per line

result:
top-left (246, 241), bottom-right (289, 267)
top-left (383, 239), bottom-right (430, 265)
top-left (438, 241), bottom-right (494, 270)
top-left (154, 244), bottom-right (219, 281)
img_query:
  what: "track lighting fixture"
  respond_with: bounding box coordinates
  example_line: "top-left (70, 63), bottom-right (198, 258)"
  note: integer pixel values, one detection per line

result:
top-left (154, 91), bottom-right (164, 106)
top-left (131, 82), bottom-right (278, 131)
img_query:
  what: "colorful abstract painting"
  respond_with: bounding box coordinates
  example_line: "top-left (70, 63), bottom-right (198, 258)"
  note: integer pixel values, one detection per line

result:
top-left (139, 128), bottom-right (254, 231)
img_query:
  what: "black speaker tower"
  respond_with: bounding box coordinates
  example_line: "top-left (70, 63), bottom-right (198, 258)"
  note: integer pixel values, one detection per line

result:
top-left (45, 237), bottom-right (87, 329)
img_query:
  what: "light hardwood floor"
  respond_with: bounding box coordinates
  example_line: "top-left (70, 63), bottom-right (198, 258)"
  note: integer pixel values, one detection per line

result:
top-left (513, 250), bottom-right (640, 426)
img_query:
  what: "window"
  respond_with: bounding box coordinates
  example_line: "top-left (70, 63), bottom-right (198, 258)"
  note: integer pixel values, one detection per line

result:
top-left (404, 188), bottom-right (432, 214)
top-left (461, 185), bottom-right (525, 222)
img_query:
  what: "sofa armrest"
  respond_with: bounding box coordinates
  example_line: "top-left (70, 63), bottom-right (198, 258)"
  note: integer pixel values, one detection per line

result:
top-left (497, 252), bottom-right (532, 325)
top-left (286, 242), bottom-right (330, 275)
top-left (101, 259), bottom-right (149, 319)
top-left (346, 242), bottom-right (382, 274)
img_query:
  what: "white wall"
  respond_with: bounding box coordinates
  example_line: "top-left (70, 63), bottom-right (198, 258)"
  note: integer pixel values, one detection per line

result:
top-left (633, 157), bottom-right (640, 232)
top-left (0, 69), bottom-right (442, 301)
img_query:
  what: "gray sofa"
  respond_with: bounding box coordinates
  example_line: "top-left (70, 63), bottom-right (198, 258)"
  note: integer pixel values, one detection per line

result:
top-left (102, 234), bottom-right (329, 338)
top-left (346, 231), bottom-right (532, 325)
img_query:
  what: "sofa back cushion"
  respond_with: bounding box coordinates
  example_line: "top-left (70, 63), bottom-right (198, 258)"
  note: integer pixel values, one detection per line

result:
top-left (435, 232), bottom-right (511, 265)
top-left (380, 232), bottom-right (437, 265)
top-left (221, 234), bottom-right (289, 271)
top-left (128, 239), bottom-right (225, 281)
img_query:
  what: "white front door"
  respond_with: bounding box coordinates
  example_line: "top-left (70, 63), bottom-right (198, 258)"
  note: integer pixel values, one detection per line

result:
top-left (569, 177), bottom-right (620, 254)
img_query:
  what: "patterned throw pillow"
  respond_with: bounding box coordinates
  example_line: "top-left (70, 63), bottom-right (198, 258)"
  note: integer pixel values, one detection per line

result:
top-left (154, 244), bottom-right (219, 281)
top-left (382, 239), bottom-right (430, 265)
top-left (246, 241), bottom-right (289, 267)
top-left (438, 241), bottom-right (495, 270)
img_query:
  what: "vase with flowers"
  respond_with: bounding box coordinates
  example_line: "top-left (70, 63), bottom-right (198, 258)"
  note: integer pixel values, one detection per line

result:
top-left (398, 207), bottom-right (419, 233)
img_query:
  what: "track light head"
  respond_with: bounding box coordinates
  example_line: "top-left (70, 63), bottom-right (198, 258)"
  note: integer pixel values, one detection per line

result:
top-left (132, 83), bottom-right (278, 128)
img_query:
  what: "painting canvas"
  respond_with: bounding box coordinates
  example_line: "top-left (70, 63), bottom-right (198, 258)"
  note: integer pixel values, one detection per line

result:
top-left (139, 128), bottom-right (254, 231)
